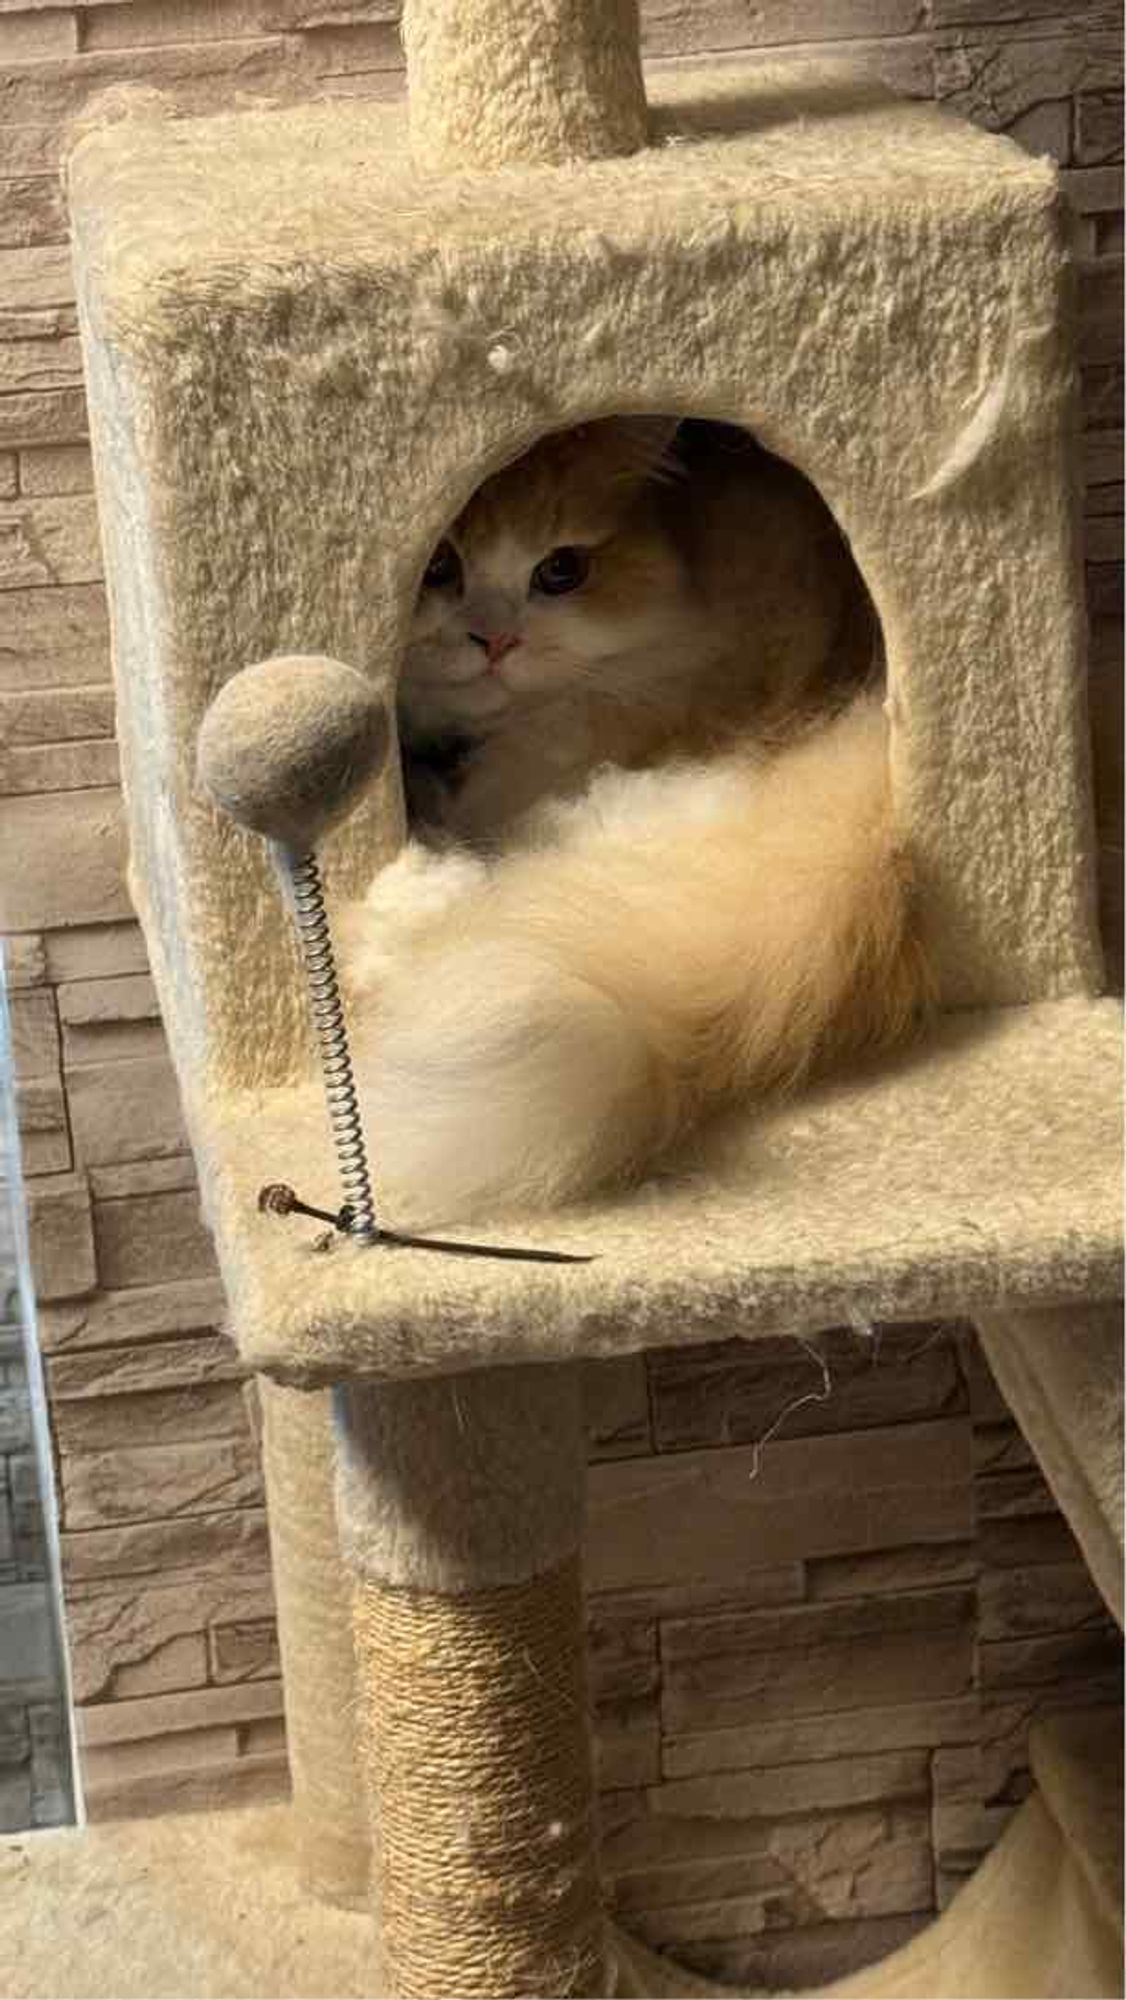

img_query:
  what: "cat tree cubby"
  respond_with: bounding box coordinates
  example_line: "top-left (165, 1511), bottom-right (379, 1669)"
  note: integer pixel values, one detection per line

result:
top-left (61, 41), bottom-right (1119, 1384)
top-left (6, 2), bottom-right (1118, 1995)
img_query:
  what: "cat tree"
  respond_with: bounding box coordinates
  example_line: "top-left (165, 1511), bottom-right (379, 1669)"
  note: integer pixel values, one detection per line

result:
top-left (40, 0), bottom-right (1123, 1993)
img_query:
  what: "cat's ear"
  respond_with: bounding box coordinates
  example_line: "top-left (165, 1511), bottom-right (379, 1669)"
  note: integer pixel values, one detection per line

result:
top-left (613, 416), bottom-right (683, 484)
top-left (573, 415), bottom-right (682, 489)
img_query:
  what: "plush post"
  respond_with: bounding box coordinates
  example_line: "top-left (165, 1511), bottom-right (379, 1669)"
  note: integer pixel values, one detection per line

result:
top-left (258, 1380), bottom-right (372, 1907)
top-left (402, 0), bottom-right (647, 172)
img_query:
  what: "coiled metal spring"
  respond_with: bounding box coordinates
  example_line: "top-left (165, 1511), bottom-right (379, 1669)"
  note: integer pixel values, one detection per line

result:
top-left (287, 850), bottom-right (378, 1243)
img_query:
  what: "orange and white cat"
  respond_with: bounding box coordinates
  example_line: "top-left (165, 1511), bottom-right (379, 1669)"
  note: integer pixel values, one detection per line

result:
top-left (344, 420), bottom-right (931, 1221)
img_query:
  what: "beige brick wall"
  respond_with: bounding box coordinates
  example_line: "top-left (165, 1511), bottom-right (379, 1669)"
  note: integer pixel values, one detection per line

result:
top-left (1, 2), bottom-right (1121, 1984)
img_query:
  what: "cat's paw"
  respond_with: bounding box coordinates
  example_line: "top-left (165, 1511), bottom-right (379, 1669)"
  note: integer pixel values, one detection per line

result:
top-left (341, 843), bottom-right (488, 995)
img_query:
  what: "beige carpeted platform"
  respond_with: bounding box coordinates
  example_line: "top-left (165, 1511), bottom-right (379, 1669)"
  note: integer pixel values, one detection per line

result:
top-left (0, 1801), bottom-right (376, 2000)
top-left (2, 1713), bottom-right (1119, 2000)
top-left (203, 997), bottom-right (1122, 1385)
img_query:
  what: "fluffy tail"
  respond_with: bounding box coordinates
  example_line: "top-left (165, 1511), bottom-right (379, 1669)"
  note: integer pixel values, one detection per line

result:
top-left (348, 697), bottom-right (932, 1222)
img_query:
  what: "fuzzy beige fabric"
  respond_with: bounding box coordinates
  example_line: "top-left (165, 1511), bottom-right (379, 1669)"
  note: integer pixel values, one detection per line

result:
top-left (402, 0), bottom-right (647, 171)
top-left (68, 68), bottom-right (1100, 1092)
top-left (258, 1380), bottom-right (371, 1906)
top-left (976, 1303), bottom-right (1124, 1627)
top-left (196, 998), bottom-right (1120, 1386)
top-left (65, 65), bottom-right (1117, 1384)
top-left (335, 1366), bottom-right (585, 1589)
top-left (0, 1805), bottom-right (379, 2000)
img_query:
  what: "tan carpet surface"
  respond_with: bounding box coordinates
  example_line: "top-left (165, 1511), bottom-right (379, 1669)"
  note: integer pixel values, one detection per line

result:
top-left (3, 1713), bottom-right (1120, 1999)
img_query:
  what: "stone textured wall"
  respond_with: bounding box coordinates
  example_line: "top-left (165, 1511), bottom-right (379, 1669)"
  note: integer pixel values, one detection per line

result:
top-left (586, 1325), bottom-right (1122, 1986)
top-left (0, 0), bottom-right (1121, 1984)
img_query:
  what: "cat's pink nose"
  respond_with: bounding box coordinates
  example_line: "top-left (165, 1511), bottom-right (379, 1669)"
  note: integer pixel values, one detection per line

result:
top-left (471, 631), bottom-right (521, 666)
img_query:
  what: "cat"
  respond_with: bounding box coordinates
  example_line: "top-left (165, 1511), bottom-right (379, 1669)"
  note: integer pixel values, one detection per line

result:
top-left (397, 419), bottom-right (875, 844)
top-left (343, 418), bottom-right (932, 1223)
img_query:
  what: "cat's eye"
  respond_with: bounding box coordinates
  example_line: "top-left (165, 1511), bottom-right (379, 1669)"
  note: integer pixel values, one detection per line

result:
top-left (531, 546), bottom-right (590, 596)
top-left (423, 539), bottom-right (462, 590)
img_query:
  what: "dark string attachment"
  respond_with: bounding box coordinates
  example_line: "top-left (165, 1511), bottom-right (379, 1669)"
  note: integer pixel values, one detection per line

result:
top-left (257, 1183), bottom-right (594, 1266)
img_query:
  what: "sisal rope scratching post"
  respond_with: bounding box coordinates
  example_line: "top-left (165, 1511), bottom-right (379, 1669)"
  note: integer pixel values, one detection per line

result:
top-left (403, 0), bottom-right (647, 173)
top-left (199, 657), bottom-right (604, 1996)
top-left (337, 1369), bottom-right (602, 1998)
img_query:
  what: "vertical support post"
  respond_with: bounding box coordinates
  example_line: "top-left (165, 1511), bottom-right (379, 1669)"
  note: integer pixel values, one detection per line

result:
top-left (259, 1379), bottom-right (371, 1907)
top-left (334, 1362), bottom-right (605, 1997)
top-left (403, 0), bottom-right (647, 172)
top-left (974, 1305), bottom-right (1124, 1626)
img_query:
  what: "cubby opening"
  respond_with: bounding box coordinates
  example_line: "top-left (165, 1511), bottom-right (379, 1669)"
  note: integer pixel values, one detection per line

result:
top-left (395, 416), bottom-right (883, 846)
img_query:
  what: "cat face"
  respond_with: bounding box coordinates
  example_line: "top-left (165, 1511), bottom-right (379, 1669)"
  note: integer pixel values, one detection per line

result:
top-left (400, 418), bottom-right (686, 738)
